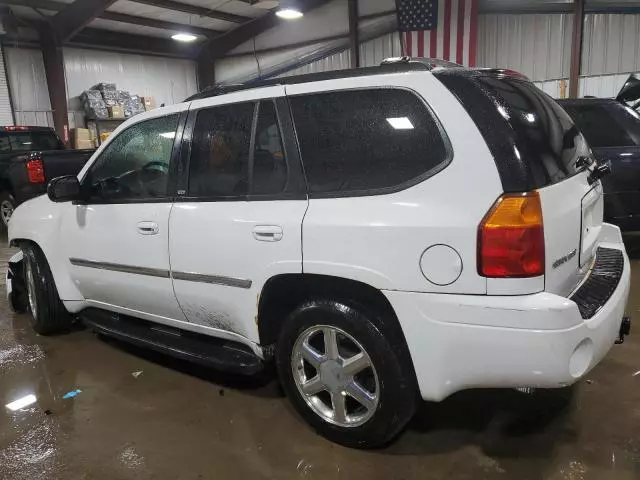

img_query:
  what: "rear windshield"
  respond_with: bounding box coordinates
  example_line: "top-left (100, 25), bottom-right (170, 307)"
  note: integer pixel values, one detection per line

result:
top-left (561, 102), bottom-right (640, 148)
top-left (435, 71), bottom-right (591, 192)
top-left (0, 131), bottom-right (62, 154)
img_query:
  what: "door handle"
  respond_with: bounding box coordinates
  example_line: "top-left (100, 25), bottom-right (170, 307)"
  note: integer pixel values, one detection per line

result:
top-left (252, 225), bottom-right (283, 242)
top-left (136, 221), bottom-right (159, 235)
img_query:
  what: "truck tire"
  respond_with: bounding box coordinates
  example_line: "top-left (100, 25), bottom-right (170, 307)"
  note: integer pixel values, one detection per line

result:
top-left (0, 191), bottom-right (16, 229)
top-left (276, 299), bottom-right (417, 448)
top-left (22, 244), bottom-right (72, 335)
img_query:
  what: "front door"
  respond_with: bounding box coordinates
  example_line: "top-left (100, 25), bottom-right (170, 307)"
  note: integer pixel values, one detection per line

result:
top-left (63, 112), bottom-right (186, 321)
top-left (169, 87), bottom-right (308, 343)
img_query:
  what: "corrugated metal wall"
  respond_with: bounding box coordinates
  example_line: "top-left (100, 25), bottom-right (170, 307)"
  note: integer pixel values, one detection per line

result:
top-left (4, 46), bottom-right (197, 128)
top-left (478, 13), bottom-right (573, 81)
top-left (275, 31), bottom-right (402, 78)
top-left (0, 44), bottom-right (14, 126)
top-left (64, 47), bottom-right (197, 127)
top-left (4, 47), bottom-right (51, 126)
top-left (582, 14), bottom-right (640, 76)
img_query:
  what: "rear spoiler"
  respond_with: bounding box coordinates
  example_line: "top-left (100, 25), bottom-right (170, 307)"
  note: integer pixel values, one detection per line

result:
top-left (616, 74), bottom-right (640, 109)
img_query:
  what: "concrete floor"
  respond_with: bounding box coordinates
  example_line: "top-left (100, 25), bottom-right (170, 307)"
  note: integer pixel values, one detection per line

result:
top-left (1, 239), bottom-right (640, 480)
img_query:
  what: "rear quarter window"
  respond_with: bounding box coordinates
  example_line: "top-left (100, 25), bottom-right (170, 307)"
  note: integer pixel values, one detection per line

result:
top-left (436, 72), bottom-right (591, 192)
top-left (289, 89), bottom-right (449, 196)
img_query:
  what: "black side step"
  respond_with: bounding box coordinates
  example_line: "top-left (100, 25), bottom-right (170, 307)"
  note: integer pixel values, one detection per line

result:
top-left (80, 308), bottom-right (264, 375)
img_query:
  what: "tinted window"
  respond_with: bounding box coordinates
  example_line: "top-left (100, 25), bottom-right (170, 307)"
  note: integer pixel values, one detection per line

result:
top-left (562, 103), bottom-right (638, 148)
top-left (436, 72), bottom-right (591, 191)
top-left (0, 131), bottom-right (61, 153)
top-left (290, 89), bottom-right (448, 195)
top-left (252, 101), bottom-right (287, 195)
top-left (188, 103), bottom-right (254, 197)
top-left (86, 114), bottom-right (179, 201)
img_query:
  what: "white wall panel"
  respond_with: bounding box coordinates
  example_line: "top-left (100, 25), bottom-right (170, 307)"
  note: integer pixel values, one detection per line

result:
top-left (277, 49), bottom-right (351, 77)
top-left (582, 14), bottom-right (640, 76)
top-left (4, 47), bottom-right (51, 127)
top-left (360, 31), bottom-right (402, 67)
top-left (478, 13), bottom-right (572, 81)
top-left (63, 47), bottom-right (197, 113)
top-left (230, 0), bottom-right (349, 54)
top-left (0, 45), bottom-right (14, 125)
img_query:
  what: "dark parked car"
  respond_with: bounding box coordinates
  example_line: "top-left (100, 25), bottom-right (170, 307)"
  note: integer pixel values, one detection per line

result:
top-left (559, 75), bottom-right (640, 231)
top-left (0, 126), bottom-right (94, 227)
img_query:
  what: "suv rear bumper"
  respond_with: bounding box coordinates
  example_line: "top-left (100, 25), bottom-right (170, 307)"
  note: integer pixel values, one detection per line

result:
top-left (384, 223), bottom-right (630, 402)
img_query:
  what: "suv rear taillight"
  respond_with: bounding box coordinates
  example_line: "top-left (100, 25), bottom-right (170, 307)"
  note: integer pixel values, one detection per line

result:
top-left (26, 158), bottom-right (45, 184)
top-left (478, 192), bottom-right (545, 278)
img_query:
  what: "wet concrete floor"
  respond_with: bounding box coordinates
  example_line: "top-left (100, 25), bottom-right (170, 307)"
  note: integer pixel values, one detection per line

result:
top-left (1, 237), bottom-right (640, 480)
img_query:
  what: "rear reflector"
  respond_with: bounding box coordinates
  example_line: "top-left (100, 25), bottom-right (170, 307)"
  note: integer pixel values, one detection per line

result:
top-left (26, 158), bottom-right (45, 184)
top-left (478, 192), bottom-right (545, 278)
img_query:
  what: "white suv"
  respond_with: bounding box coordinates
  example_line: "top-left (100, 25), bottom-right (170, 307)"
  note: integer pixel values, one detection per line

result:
top-left (6, 61), bottom-right (631, 448)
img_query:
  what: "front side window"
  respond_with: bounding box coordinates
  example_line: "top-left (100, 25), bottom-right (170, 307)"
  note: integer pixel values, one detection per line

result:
top-left (289, 89), bottom-right (449, 195)
top-left (85, 114), bottom-right (179, 201)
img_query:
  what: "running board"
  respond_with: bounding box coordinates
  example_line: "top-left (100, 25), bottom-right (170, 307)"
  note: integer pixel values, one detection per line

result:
top-left (80, 308), bottom-right (263, 375)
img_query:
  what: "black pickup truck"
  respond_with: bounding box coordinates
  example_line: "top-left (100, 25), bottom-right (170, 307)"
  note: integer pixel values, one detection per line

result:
top-left (0, 126), bottom-right (93, 227)
top-left (559, 75), bottom-right (640, 232)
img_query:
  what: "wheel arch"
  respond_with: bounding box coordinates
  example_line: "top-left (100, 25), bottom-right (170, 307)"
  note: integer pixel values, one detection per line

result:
top-left (258, 274), bottom-right (413, 366)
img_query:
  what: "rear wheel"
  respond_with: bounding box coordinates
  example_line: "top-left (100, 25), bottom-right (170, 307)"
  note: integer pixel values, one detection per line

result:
top-left (276, 299), bottom-right (417, 448)
top-left (0, 191), bottom-right (16, 229)
top-left (22, 244), bottom-right (72, 335)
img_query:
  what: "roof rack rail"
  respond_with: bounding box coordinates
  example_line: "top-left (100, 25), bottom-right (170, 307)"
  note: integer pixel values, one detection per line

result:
top-left (381, 56), bottom-right (463, 69)
top-left (185, 62), bottom-right (433, 102)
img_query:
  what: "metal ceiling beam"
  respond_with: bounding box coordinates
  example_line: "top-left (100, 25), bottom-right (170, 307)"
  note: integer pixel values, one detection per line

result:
top-left (100, 11), bottom-right (222, 37)
top-left (0, 0), bottom-right (222, 37)
top-left (71, 27), bottom-right (201, 57)
top-left (51, 0), bottom-right (118, 42)
top-left (127, 0), bottom-right (251, 23)
top-left (204, 0), bottom-right (332, 59)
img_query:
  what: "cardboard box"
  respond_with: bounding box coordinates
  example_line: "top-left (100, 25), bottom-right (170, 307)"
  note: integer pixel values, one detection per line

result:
top-left (71, 128), bottom-right (92, 149)
top-left (75, 139), bottom-right (95, 150)
top-left (100, 132), bottom-right (111, 143)
top-left (141, 96), bottom-right (156, 111)
top-left (108, 105), bottom-right (125, 119)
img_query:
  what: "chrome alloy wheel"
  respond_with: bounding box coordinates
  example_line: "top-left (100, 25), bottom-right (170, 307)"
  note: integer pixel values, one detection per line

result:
top-left (291, 325), bottom-right (379, 427)
top-left (25, 258), bottom-right (38, 320)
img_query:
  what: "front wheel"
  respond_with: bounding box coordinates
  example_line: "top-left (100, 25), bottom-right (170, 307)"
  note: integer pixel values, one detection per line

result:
top-left (22, 244), bottom-right (72, 335)
top-left (0, 191), bottom-right (16, 229)
top-left (276, 299), bottom-right (417, 448)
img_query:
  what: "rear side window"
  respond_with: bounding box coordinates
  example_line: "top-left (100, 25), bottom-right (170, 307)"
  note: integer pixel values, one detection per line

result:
top-left (188, 103), bottom-right (254, 198)
top-left (562, 103), bottom-right (638, 148)
top-left (188, 100), bottom-right (289, 198)
top-left (290, 89), bottom-right (449, 196)
top-left (0, 131), bottom-right (61, 153)
top-left (436, 72), bottom-right (591, 192)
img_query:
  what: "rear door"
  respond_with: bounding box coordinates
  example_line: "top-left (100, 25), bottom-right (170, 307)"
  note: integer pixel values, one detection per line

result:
top-left (168, 86), bottom-right (307, 344)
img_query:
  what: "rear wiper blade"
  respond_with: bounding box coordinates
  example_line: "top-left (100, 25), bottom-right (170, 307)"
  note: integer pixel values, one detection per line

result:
top-left (587, 160), bottom-right (612, 185)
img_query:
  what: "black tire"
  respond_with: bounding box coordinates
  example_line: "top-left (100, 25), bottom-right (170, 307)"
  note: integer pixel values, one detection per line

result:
top-left (22, 244), bottom-right (72, 335)
top-left (0, 191), bottom-right (16, 229)
top-left (276, 299), bottom-right (417, 448)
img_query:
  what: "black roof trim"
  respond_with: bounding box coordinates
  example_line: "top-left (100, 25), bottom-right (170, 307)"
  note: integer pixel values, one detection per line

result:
top-left (185, 63), bottom-right (431, 101)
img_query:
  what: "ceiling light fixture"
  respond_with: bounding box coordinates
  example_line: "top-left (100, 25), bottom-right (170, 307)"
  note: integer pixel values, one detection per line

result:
top-left (172, 33), bottom-right (198, 43)
top-left (276, 0), bottom-right (303, 19)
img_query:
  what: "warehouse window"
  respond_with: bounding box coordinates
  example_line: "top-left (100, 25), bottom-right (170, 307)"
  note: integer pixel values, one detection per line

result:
top-left (290, 89), bottom-right (449, 196)
top-left (85, 114), bottom-right (179, 201)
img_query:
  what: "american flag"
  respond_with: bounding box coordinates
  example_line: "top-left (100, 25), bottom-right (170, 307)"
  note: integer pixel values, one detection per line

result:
top-left (396, 0), bottom-right (479, 67)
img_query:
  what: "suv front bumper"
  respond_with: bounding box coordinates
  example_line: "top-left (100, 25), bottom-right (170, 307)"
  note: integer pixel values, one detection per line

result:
top-left (384, 223), bottom-right (630, 402)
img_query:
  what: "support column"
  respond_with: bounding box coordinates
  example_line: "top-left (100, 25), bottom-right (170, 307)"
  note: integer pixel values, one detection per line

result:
top-left (40, 23), bottom-right (69, 146)
top-left (348, 0), bottom-right (360, 68)
top-left (569, 0), bottom-right (585, 98)
top-left (197, 45), bottom-right (216, 90)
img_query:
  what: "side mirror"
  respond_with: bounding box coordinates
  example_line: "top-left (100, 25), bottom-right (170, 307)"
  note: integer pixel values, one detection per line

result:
top-left (47, 175), bottom-right (81, 203)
